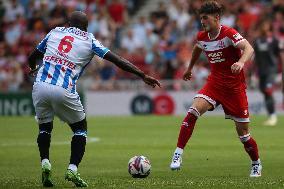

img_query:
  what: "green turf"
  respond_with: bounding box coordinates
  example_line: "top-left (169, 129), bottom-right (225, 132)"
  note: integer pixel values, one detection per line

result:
top-left (0, 115), bottom-right (283, 188)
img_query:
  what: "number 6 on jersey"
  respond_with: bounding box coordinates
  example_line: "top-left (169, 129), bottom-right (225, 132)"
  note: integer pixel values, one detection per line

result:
top-left (58, 36), bottom-right (74, 53)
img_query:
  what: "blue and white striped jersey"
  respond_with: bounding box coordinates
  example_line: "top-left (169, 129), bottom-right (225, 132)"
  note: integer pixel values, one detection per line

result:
top-left (35, 27), bottom-right (109, 93)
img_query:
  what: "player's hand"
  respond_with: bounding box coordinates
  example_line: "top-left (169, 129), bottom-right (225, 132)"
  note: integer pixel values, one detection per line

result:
top-left (143, 75), bottom-right (161, 88)
top-left (28, 65), bottom-right (39, 77)
top-left (183, 70), bottom-right (193, 81)
top-left (231, 61), bottom-right (244, 74)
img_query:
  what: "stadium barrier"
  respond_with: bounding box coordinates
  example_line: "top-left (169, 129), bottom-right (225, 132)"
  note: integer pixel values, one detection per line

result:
top-left (0, 93), bottom-right (34, 116)
top-left (0, 92), bottom-right (84, 116)
top-left (1, 90), bottom-right (283, 116)
top-left (85, 90), bottom-right (284, 116)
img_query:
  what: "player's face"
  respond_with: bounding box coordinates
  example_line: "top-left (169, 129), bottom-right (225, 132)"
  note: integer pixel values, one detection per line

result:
top-left (200, 13), bottom-right (219, 32)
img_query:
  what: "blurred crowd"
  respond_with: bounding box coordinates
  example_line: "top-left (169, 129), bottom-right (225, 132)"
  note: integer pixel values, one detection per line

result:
top-left (0, 0), bottom-right (284, 92)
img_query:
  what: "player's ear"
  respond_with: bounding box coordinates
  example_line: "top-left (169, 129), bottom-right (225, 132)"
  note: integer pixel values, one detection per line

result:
top-left (214, 14), bottom-right (220, 21)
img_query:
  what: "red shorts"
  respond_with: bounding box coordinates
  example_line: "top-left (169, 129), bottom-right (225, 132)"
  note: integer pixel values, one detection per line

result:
top-left (195, 82), bottom-right (249, 122)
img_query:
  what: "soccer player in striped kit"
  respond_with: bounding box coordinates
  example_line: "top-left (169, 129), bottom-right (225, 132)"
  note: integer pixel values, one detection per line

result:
top-left (28, 11), bottom-right (160, 187)
top-left (170, 1), bottom-right (262, 177)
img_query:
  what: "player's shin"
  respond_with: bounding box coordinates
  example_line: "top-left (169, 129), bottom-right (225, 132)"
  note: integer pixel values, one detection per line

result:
top-left (69, 135), bottom-right (86, 169)
top-left (240, 133), bottom-right (262, 177)
top-left (171, 108), bottom-right (199, 170)
top-left (65, 119), bottom-right (88, 187)
top-left (239, 133), bottom-right (260, 162)
top-left (177, 107), bottom-right (199, 149)
top-left (264, 93), bottom-right (275, 115)
top-left (37, 122), bottom-right (54, 187)
top-left (68, 118), bottom-right (87, 171)
top-left (37, 122), bottom-right (53, 161)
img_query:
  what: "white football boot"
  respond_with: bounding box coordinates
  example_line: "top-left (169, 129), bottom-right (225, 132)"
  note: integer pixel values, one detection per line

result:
top-left (170, 153), bottom-right (182, 170)
top-left (263, 115), bottom-right (277, 126)
top-left (250, 163), bottom-right (262, 177)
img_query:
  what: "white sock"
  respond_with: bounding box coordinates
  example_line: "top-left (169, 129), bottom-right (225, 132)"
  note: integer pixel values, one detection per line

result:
top-left (252, 159), bottom-right (261, 165)
top-left (174, 147), bottom-right (184, 155)
top-left (68, 164), bottom-right (78, 172)
top-left (41, 159), bottom-right (51, 168)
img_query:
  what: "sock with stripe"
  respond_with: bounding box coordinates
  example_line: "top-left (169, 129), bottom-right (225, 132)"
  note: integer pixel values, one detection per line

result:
top-left (240, 133), bottom-right (260, 162)
top-left (37, 122), bottom-right (53, 161)
top-left (177, 107), bottom-right (199, 149)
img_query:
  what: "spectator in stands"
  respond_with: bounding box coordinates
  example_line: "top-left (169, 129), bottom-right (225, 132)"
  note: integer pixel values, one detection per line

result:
top-left (4, 0), bottom-right (24, 23)
top-left (121, 29), bottom-right (143, 53)
top-left (108, 0), bottom-right (128, 48)
top-left (0, 0), bottom-right (283, 92)
top-left (220, 8), bottom-right (236, 27)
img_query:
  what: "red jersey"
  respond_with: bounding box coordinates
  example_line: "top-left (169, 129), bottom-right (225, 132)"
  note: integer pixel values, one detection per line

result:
top-left (196, 25), bottom-right (246, 91)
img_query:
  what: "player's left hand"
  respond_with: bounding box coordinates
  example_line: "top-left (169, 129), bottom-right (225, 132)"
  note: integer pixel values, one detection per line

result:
top-left (231, 61), bottom-right (244, 74)
top-left (143, 75), bottom-right (161, 88)
top-left (28, 65), bottom-right (39, 77)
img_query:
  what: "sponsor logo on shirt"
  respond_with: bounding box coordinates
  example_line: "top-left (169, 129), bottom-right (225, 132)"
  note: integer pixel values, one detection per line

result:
top-left (44, 55), bottom-right (76, 70)
top-left (207, 51), bottom-right (225, 63)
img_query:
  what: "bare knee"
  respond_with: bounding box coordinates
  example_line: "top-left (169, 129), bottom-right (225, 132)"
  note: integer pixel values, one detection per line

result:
top-left (191, 97), bottom-right (213, 115)
top-left (235, 121), bottom-right (249, 136)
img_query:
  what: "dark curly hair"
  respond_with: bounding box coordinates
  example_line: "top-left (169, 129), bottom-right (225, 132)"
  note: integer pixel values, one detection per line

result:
top-left (198, 1), bottom-right (224, 16)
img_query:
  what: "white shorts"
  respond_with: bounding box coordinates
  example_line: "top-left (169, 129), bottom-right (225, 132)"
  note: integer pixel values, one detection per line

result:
top-left (32, 82), bottom-right (85, 124)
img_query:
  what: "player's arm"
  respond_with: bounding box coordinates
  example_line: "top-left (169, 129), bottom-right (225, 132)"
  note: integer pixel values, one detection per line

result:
top-left (231, 40), bottom-right (254, 74)
top-left (103, 51), bottom-right (161, 88)
top-left (28, 30), bottom-right (52, 76)
top-left (183, 44), bottom-right (203, 81)
top-left (28, 48), bottom-right (44, 76)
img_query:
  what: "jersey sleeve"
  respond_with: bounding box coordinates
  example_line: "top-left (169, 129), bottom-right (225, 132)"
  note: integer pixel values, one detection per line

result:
top-left (91, 36), bottom-right (110, 58)
top-left (36, 30), bottom-right (53, 53)
top-left (226, 28), bottom-right (246, 47)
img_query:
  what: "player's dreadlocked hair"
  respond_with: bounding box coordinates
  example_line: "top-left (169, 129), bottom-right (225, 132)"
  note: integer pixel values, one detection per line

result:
top-left (198, 1), bottom-right (224, 16)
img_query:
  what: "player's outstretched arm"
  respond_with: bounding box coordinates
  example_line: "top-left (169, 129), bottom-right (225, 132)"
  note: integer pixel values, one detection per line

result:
top-left (103, 51), bottom-right (161, 88)
top-left (28, 48), bottom-right (44, 77)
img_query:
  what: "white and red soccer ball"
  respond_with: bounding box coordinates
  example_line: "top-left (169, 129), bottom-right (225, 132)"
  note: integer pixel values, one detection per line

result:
top-left (128, 155), bottom-right (151, 178)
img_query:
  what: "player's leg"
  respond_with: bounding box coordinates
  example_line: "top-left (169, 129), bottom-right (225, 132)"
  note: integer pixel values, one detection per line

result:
top-left (235, 121), bottom-right (262, 177)
top-left (32, 82), bottom-right (55, 187)
top-left (260, 75), bottom-right (277, 126)
top-left (170, 97), bottom-right (213, 170)
top-left (68, 118), bottom-right (87, 172)
top-left (65, 118), bottom-right (88, 187)
top-left (221, 88), bottom-right (262, 177)
top-left (37, 121), bottom-right (54, 187)
top-left (49, 86), bottom-right (88, 187)
top-left (38, 122), bottom-right (53, 162)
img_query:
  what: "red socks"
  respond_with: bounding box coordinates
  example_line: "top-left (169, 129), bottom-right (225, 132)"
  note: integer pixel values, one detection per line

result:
top-left (176, 109), bottom-right (260, 163)
top-left (240, 134), bottom-right (259, 161)
top-left (177, 112), bottom-right (198, 149)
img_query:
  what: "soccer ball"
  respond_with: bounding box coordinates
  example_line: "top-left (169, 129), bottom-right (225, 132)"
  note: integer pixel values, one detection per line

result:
top-left (128, 155), bottom-right (151, 178)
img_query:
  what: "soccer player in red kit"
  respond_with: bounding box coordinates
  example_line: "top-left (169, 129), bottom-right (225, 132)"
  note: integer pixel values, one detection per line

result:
top-left (170, 1), bottom-right (262, 177)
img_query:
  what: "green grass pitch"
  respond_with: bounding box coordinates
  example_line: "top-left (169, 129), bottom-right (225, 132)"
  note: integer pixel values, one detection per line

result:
top-left (0, 115), bottom-right (284, 188)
